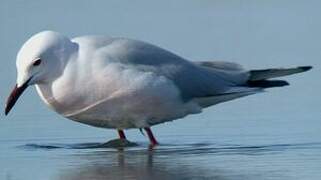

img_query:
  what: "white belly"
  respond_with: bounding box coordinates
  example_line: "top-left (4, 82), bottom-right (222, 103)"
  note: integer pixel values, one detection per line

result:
top-left (36, 65), bottom-right (202, 129)
top-left (65, 77), bottom-right (201, 129)
top-left (63, 85), bottom-right (202, 129)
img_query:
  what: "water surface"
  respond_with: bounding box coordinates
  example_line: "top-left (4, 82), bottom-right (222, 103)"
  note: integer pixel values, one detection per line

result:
top-left (0, 0), bottom-right (320, 179)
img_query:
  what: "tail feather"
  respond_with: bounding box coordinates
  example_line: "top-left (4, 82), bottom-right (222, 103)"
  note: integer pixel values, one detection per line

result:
top-left (196, 61), bottom-right (312, 89)
top-left (249, 66), bottom-right (312, 81)
top-left (193, 62), bottom-right (311, 107)
top-left (248, 66), bottom-right (311, 88)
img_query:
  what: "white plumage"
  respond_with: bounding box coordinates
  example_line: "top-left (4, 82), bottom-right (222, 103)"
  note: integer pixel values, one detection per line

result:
top-left (8, 31), bottom-right (310, 131)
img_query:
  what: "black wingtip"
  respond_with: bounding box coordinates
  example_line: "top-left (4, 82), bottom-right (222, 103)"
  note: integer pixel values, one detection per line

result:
top-left (298, 66), bottom-right (312, 72)
top-left (248, 80), bottom-right (289, 88)
top-left (4, 108), bottom-right (9, 116)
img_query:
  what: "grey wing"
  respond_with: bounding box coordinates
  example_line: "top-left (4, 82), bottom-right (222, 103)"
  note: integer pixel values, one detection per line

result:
top-left (109, 39), bottom-right (255, 101)
top-left (194, 61), bottom-right (250, 85)
top-left (193, 61), bottom-right (261, 107)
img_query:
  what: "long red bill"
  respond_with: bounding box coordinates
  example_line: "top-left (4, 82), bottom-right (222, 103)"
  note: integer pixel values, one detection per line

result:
top-left (5, 79), bottom-right (30, 115)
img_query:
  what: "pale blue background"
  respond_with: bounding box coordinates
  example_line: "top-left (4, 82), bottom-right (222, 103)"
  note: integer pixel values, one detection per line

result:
top-left (0, 1), bottom-right (320, 180)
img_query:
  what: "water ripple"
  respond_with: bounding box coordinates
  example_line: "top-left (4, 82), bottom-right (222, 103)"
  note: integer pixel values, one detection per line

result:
top-left (17, 141), bottom-right (321, 156)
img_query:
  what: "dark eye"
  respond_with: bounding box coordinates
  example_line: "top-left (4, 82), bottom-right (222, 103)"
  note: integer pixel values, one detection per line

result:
top-left (33, 59), bottom-right (42, 66)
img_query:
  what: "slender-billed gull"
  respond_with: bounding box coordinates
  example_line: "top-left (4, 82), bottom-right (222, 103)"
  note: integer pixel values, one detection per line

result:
top-left (5, 31), bottom-right (312, 145)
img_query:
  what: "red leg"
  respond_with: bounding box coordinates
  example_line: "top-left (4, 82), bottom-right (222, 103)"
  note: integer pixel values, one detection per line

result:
top-left (117, 129), bottom-right (126, 139)
top-left (144, 127), bottom-right (159, 146)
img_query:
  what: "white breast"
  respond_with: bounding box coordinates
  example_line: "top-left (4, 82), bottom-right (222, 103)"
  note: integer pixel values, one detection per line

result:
top-left (36, 61), bottom-right (201, 129)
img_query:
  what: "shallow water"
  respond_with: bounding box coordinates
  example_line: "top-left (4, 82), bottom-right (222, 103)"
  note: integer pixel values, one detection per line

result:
top-left (1, 0), bottom-right (321, 180)
top-left (1, 110), bottom-right (321, 180)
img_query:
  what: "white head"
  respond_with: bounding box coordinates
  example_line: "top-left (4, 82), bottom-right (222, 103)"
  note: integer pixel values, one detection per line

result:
top-left (16, 31), bottom-right (77, 86)
top-left (5, 31), bottom-right (78, 115)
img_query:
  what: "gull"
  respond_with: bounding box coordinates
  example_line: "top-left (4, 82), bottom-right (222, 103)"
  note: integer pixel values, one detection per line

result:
top-left (5, 31), bottom-right (312, 146)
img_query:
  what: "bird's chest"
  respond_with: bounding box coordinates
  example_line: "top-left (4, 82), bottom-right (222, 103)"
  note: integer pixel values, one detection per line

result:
top-left (35, 64), bottom-right (201, 129)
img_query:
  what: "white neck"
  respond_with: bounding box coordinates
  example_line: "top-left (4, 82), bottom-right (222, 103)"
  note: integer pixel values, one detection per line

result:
top-left (35, 42), bottom-right (81, 116)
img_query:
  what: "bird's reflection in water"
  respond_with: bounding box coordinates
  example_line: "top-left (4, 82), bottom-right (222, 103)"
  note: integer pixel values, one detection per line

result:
top-left (18, 139), bottom-right (321, 180)
top-left (27, 141), bottom-right (314, 180)
top-left (56, 147), bottom-right (245, 180)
